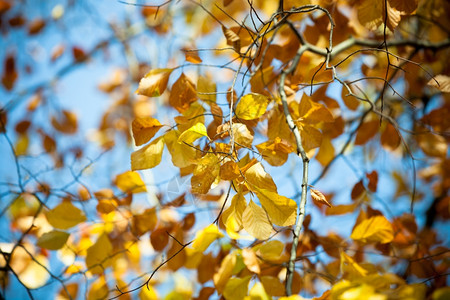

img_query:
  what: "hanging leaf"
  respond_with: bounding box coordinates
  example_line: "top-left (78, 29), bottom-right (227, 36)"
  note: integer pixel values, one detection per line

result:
top-left (223, 276), bottom-right (251, 300)
top-left (132, 117), bottom-right (163, 146)
top-left (114, 171), bottom-right (147, 193)
top-left (235, 93), bottom-right (269, 120)
top-left (86, 234), bottom-right (113, 274)
top-left (137, 68), bottom-right (173, 97)
top-left (351, 215), bottom-right (394, 244)
top-left (178, 122), bottom-right (209, 144)
top-left (46, 201), bottom-right (87, 230)
top-left (37, 230), bottom-right (70, 250)
top-left (192, 224), bottom-right (224, 252)
top-left (253, 188), bottom-right (297, 227)
top-left (131, 137), bottom-right (165, 170)
top-left (169, 73), bottom-right (197, 113)
top-left (311, 188), bottom-right (331, 207)
top-left (428, 75), bottom-right (450, 93)
top-left (242, 200), bottom-right (273, 240)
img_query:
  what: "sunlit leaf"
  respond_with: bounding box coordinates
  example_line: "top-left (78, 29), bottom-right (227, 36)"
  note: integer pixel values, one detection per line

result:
top-left (165, 130), bottom-right (197, 168)
top-left (261, 276), bottom-right (285, 297)
top-left (191, 153), bottom-right (220, 194)
top-left (178, 122), bottom-right (209, 144)
top-left (114, 170), bottom-right (147, 193)
top-left (235, 93), bottom-right (269, 120)
top-left (169, 73), bottom-right (197, 113)
top-left (132, 117), bottom-right (163, 146)
top-left (428, 75), bottom-right (450, 93)
top-left (245, 162), bottom-right (277, 193)
top-left (242, 200), bottom-right (273, 240)
top-left (351, 215), bottom-right (394, 244)
top-left (137, 68), bottom-right (172, 97)
top-left (192, 224), bottom-right (224, 252)
top-left (253, 187), bottom-right (297, 227)
top-left (354, 120), bottom-right (379, 145)
top-left (130, 136), bottom-right (165, 170)
top-left (298, 94), bottom-right (334, 123)
top-left (213, 251), bottom-right (237, 293)
top-left (311, 188), bottom-right (331, 207)
top-left (37, 230), bottom-right (70, 250)
top-left (242, 248), bottom-right (260, 274)
top-left (197, 75), bottom-right (216, 102)
top-left (46, 201), bottom-right (87, 230)
top-left (232, 123), bottom-right (253, 148)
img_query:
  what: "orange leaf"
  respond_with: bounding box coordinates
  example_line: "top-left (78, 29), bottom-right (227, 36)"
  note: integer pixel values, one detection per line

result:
top-left (183, 49), bottom-right (202, 63)
top-left (311, 188), bottom-right (331, 207)
top-left (169, 73), bottom-right (197, 113)
top-left (137, 68), bottom-right (173, 97)
top-left (132, 117), bottom-right (163, 146)
top-left (354, 120), bottom-right (379, 145)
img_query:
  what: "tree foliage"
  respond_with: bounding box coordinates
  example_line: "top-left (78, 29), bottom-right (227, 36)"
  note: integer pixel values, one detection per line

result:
top-left (0, 0), bottom-right (449, 299)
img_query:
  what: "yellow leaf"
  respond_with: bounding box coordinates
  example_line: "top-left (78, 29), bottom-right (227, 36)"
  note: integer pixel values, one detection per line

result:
top-left (36, 230), bottom-right (70, 250)
top-left (223, 276), bottom-right (251, 300)
top-left (245, 162), bottom-right (277, 193)
top-left (137, 68), bottom-right (172, 97)
top-left (139, 284), bottom-right (159, 300)
top-left (432, 286), bottom-right (450, 300)
top-left (222, 193), bottom-right (247, 233)
top-left (242, 200), bottom-right (273, 240)
top-left (132, 117), bottom-right (163, 146)
top-left (130, 137), bottom-right (164, 171)
top-left (86, 233), bottom-right (113, 274)
top-left (87, 276), bottom-right (109, 300)
top-left (15, 133), bottom-right (29, 156)
top-left (192, 224), bottom-right (224, 252)
top-left (247, 281), bottom-right (271, 300)
top-left (311, 188), bottom-right (331, 207)
top-left (298, 94), bottom-right (334, 123)
top-left (260, 276), bottom-right (286, 297)
top-left (214, 252), bottom-right (237, 293)
top-left (178, 122), bottom-right (209, 144)
top-left (253, 240), bottom-right (284, 262)
top-left (428, 75), bottom-right (450, 93)
top-left (197, 75), bottom-right (216, 102)
top-left (232, 123), bottom-right (253, 148)
top-left (253, 188), bottom-right (297, 227)
top-left (114, 171), bottom-right (147, 193)
top-left (220, 161), bottom-right (241, 181)
top-left (341, 252), bottom-right (369, 279)
top-left (191, 153), bottom-right (220, 194)
top-left (46, 201), bottom-right (87, 230)
top-left (351, 215), bottom-right (394, 244)
top-left (164, 130), bottom-right (197, 168)
top-left (242, 248), bottom-right (260, 274)
top-left (358, 0), bottom-right (401, 31)
top-left (235, 93), bottom-right (269, 120)
top-left (316, 136), bottom-right (335, 166)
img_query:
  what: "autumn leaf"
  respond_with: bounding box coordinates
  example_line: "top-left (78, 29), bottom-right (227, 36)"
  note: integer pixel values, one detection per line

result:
top-left (223, 276), bottom-right (251, 300)
top-left (235, 93), bottom-right (269, 120)
top-left (46, 201), bottom-right (87, 230)
top-left (197, 75), bottom-right (216, 102)
top-left (298, 94), bottom-right (334, 123)
top-left (114, 171), bottom-right (147, 193)
top-left (242, 200), bottom-right (273, 240)
top-left (213, 251), bottom-right (237, 293)
top-left (86, 233), bottom-right (113, 274)
top-left (130, 137), bottom-right (165, 170)
top-left (36, 230), bottom-right (70, 250)
top-left (351, 215), bottom-right (394, 244)
top-left (169, 73), bottom-right (197, 113)
top-left (242, 248), bottom-right (260, 274)
top-left (428, 75), bottom-right (450, 93)
top-left (253, 187), bottom-right (297, 227)
top-left (132, 117), bottom-right (163, 146)
top-left (192, 224), bottom-right (224, 252)
top-left (245, 162), bottom-right (277, 193)
top-left (311, 188), bottom-right (331, 207)
top-left (137, 68), bottom-right (173, 97)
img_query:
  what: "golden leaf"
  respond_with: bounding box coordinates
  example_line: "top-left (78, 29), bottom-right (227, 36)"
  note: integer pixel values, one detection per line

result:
top-left (191, 153), bottom-right (220, 194)
top-left (137, 68), bottom-right (172, 97)
top-left (46, 201), bottom-right (87, 230)
top-left (253, 187), bottom-right (297, 227)
top-left (85, 233), bottom-right (113, 274)
top-left (197, 75), bottom-right (216, 102)
top-left (222, 26), bottom-right (241, 53)
top-left (245, 162), bottom-right (277, 193)
top-left (416, 131), bottom-right (448, 158)
top-left (351, 215), bottom-right (394, 244)
top-left (213, 252), bottom-right (237, 293)
top-left (192, 224), bottom-right (224, 252)
top-left (130, 137), bottom-right (165, 170)
top-left (298, 94), bottom-right (334, 123)
top-left (164, 130), bottom-right (197, 168)
top-left (261, 276), bottom-right (285, 297)
top-left (242, 200), bottom-right (273, 240)
top-left (232, 123), bottom-right (254, 148)
top-left (354, 120), bottom-right (379, 145)
top-left (37, 230), bottom-right (70, 250)
top-left (235, 93), bottom-right (269, 120)
top-left (132, 117), bottom-right (163, 146)
top-left (169, 73), bottom-right (197, 113)
top-left (114, 171), bottom-right (147, 193)
top-left (223, 276), bottom-right (251, 300)
top-left (178, 122), bottom-right (209, 145)
top-left (311, 188), bottom-right (331, 207)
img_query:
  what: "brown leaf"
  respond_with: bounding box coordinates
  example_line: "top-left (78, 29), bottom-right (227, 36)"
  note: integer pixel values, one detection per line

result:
top-left (169, 73), bottom-right (197, 113)
top-left (132, 117), bottom-right (163, 146)
top-left (428, 75), bottom-right (450, 93)
top-left (311, 188), bottom-right (331, 207)
top-left (354, 120), bottom-right (379, 145)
